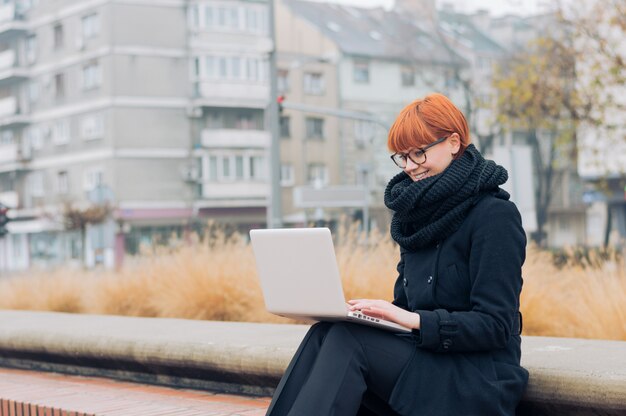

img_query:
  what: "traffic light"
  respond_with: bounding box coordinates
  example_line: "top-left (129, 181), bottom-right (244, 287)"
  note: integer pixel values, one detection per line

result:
top-left (277, 95), bottom-right (285, 115)
top-left (0, 204), bottom-right (9, 238)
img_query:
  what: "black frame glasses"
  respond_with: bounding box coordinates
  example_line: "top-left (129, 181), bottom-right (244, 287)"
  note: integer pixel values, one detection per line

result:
top-left (390, 136), bottom-right (448, 169)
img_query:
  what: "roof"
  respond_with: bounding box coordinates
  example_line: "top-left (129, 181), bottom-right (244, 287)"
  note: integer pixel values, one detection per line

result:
top-left (283, 0), bottom-right (465, 66)
top-left (438, 10), bottom-right (506, 54)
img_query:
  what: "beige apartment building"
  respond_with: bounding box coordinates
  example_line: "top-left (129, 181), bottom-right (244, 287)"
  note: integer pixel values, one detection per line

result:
top-left (277, 0), bottom-right (466, 230)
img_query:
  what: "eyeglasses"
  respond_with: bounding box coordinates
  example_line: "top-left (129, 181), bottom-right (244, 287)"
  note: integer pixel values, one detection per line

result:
top-left (390, 136), bottom-right (448, 169)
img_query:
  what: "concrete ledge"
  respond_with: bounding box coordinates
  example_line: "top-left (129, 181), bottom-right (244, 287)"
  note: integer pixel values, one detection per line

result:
top-left (0, 311), bottom-right (624, 415)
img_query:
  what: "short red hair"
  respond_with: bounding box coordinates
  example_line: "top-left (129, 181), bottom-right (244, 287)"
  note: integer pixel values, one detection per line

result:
top-left (387, 93), bottom-right (471, 159)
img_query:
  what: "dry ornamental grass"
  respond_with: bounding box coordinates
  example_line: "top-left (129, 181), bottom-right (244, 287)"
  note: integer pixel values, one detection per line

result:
top-left (0, 224), bottom-right (624, 341)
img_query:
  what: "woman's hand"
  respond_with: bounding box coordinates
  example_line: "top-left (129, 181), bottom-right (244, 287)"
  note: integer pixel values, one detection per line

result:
top-left (348, 299), bottom-right (420, 330)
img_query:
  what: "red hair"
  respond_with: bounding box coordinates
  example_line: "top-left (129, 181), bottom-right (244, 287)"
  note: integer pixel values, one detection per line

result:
top-left (387, 93), bottom-right (471, 159)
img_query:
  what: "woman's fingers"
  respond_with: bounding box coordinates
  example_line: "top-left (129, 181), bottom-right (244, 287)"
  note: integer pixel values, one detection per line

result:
top-left (348, 299), bottom-right (419, 328)
top-left (360, 306), bottom-right (387, 320)
top-left (348, 299), bottom-right (383, 311)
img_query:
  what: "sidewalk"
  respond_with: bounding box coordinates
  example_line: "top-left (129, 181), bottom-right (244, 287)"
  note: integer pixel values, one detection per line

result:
top-left (0, 368), bottom-right (271, 416)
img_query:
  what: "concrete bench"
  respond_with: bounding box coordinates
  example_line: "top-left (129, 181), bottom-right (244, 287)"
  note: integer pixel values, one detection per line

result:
top-left (0, 311), bottom-right (624, 415)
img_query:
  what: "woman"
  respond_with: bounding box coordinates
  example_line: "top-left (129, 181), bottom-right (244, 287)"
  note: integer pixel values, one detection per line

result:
top-left (266, 93), bottom-right (528, 416)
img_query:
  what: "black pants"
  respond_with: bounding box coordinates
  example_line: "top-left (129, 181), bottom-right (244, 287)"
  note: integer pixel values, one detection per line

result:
top-left (266, 321), bottom-right (416, 416)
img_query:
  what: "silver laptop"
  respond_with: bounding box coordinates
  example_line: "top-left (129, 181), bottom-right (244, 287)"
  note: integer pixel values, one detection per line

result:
top-left (250, 227), bottom-right (411, 333)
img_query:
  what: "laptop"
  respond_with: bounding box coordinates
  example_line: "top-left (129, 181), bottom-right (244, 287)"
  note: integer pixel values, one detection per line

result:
top-left (250, 227), bottom-right (411, 333)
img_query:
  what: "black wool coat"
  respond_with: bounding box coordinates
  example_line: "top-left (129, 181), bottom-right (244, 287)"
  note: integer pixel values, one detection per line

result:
top-left (387, 194), bottom-right (529, 416)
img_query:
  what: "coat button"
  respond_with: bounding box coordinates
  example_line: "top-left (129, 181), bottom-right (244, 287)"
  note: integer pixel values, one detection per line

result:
top-left (403, 277), bottom-right (408, 287)
top-left (442, 339), bottom-right (453, 350)
top-left (427, 276), bottom-right (433, 284)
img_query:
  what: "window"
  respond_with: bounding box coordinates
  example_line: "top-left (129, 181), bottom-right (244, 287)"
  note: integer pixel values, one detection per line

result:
top-left (82, 61), bottom-right (102, 90)
top-left (52, 119), bottom-right (70, 145)
top-left (0, 129), bottom-right (13, 145)
top-left (82, 13), bottom-right (100, 39)
top-left (246, 58), bottom-right (259, 81)
top-left (25, 35), bottom-right (37, 64)
top-left (280, 116), bottom-right (290, 138)
top-left (204, 154), bottom-right (265, 182)
top-left (222, 156), bottom-right (231, 179)
top-left (303, 72), bottom-right (324, 95)
top-left (203, 5), bottom-right (213, 28)
top-left (217, 6), bottom-right (239, 29)
top-left (83, 168), bottom-right (103, 191)
top-left (231, 57), bottom-right (241, 79)
top-left (26, 127), bottom-right (43, 150)
top-left (197, 4), bottom-right (265, 34)
top-left (353, 60), bottom-right (370, 83)
top-left (245, 8), bottom-right (258, 32)
top-left (217, 57), bottom-right (227, 78)
top-left (208, 155), bottom-right (218, 181)
top-left (200, 56), bottom-right (213, 79)
top-left (280, 164), bottom-right (295, 187)
top-left (401, 66), bottom-right (415, 86)
top-left (307, 163), bottom-right (328, 187)
top-left (199, 55), bottom-right (264, 82)
top-left (306, 117), bottom-right (324, 139)
top-left (249, 156), bottom-right (265, 180)
top-left (28, 80), bottom-right (39, 103)
top-left (354, 120), bottom-right (373, 147)
top-left (28, 171), bottom-right (45, 197)
top-left (53, 23), bottom-right (64, 49)
top-left (57, 171), bottom-right (69, 194)
top-left (188, 4), bottom-right (199, 28)
top-left (235, 112), bottom-right (255, 129)
top-left (243, 7), bottom-right (267, 33)
top-left (81, 114), bottom-right (104, 140)
top-left (54, 73), bottom-right (65, 100)
top-left (235, 155), bottom-right (244, 179)
top-left (277, 69), bottom-right (289, 93)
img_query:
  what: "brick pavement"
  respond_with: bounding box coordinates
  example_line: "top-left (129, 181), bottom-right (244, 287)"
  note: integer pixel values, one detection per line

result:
top-left (0, 368), bottom-right (271, 416)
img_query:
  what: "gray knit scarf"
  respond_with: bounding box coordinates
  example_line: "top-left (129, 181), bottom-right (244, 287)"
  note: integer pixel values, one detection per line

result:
top-left (384, 144), bottom-right (509, 250)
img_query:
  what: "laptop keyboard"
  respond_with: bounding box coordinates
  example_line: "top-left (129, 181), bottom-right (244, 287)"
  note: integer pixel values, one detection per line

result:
top-left (350, 311), bottom-right (381, 323)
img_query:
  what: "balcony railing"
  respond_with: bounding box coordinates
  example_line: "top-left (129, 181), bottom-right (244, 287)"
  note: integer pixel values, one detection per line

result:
top-left (0, 141), bottom-right (31, 171)
top-left (0, 142), bottom-right (17, 164)
top-left (0, 3), bottom-right (27, 36)
top-left (200, 128), bottom-right (270, 149)
top-left (0, 49), bottom-right (15, 69)
top-left (192, 81), bottom-right (269, 108)
top-left (0, 3), bottom-right (16, 23)
top-left (0, 96), bottom-right (17, 117)
top-left (0, 49), bottom-right (28, 84)
top-left (0, 96), bottom-right (30, 127)
top-left (199, 182), bottom-right (269, 201)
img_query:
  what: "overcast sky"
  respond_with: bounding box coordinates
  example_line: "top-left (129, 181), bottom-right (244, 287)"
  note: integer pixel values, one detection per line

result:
top-left (314, 0), bottom-right (554, 17)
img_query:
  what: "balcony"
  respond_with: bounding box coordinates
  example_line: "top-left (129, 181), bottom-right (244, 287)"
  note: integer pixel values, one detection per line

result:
top-left (192, 81), bottom-right (269, 109)
top-left (0, 190), bottom-right (18, 207)
top-left (200, 128), bottom-right (270, 149)
top-left (0, 142), bottom-right (17, 164)
top-left (190, 33), bottom-right (273, 55)
top-left (0, 49), bottom-right (29, 85)
top-left (198, 182), bottom-right (269, 203)
top-left (0, 96), bottom-right (30, 127)
top-left (0, 4), bottom-right (27, 38)
top-left (0, 142), bottom-right (29, 173)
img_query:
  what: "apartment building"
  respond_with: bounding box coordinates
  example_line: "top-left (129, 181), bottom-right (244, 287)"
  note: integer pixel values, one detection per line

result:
top-left (278, 0), bottom-right (466, 229)
top-left (0, 0), bottom-right (273, 271)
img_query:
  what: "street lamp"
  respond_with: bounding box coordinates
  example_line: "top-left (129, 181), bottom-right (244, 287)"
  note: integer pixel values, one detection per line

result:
top-left (267, 0), bottom-right (283, 228)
